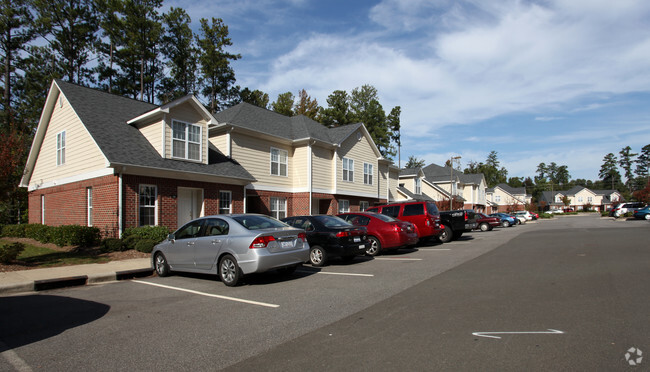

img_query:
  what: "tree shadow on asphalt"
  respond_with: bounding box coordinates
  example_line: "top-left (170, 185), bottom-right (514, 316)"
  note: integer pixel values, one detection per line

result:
top-left (0, 295), bottom-right (110, 350)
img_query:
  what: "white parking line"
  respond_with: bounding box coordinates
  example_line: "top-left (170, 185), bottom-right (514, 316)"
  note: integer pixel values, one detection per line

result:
top-left (132, 280), bottom-right (279, 308)
top-left (417, 248), bottom-right (451, 251)
top-left (374, 257), bottom-right (423, 261)
top-left (297, 270), bottom-right (374, 277)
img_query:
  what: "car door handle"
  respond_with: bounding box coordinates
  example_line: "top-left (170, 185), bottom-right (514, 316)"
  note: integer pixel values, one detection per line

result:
top-left (186, 242), bottom-right (195, 246)
top-left (212, 239), bottom-right (221, 244)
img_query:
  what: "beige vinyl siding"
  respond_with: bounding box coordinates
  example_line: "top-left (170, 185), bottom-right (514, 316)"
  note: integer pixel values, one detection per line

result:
top-left (378, 164), bottom-right (388, 199)
top-left (165, 102), bottom-right (209, 164)
top-left (231, 132), bottom-right (293, 188)
top-left (312, 145), bottom-right (333, 190)
top-left (138, 119), bottom-right (163, 157)
top-left (30, 94), bottom-right (107, 185)
top-left (422, 182), bottom-right (446, 201)
top-left (337, 129), bottom-right (377, 195)
top-left (209, 133), bottom-right (228, 155)
top-left (292, 146), bottom-right (308, 189)
top-left (389, 168), bottom-right (399, 200)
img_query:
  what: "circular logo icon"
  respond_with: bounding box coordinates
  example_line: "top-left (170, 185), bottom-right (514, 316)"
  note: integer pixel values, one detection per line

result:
top-left (625, 347), bottom-right (643, 366)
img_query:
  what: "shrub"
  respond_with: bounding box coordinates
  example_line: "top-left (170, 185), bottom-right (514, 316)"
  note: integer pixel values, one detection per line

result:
top-left (540, 213), bottom-right (554, 219)
top-left (0, 242), bottom-right (25, 264)
top-left (2, 224), bottom-right (26, 238)
top-left (24, 224), bottom-right (52, 243)
top-left (135, 239), bottom-right (157, 253)
top-left (601, 211), bottom-right (610, 217)
top-left (48, 225), bottom-right (101, 247)
top-left (122, 226), bottom-right (169, 244)
top-left (123, 235), bottom-right (139, 251)
top-left (100, 238), bottom-right (125, 252)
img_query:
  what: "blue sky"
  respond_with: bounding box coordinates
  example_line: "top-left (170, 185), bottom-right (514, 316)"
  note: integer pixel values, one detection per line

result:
top-left (166, 0), bottom-right (650, 181)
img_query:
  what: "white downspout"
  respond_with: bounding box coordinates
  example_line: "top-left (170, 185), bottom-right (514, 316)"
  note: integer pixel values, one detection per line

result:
top-left (308, 141), bottom-right (313, 214)
top-left (118, 170), bottom-right (123, 237)
top-left (243, 185), bottom-right (247, 213)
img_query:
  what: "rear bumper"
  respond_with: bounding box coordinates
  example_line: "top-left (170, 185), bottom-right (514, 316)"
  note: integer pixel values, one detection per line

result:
top-left (239, 245), bottom-right (310, 275)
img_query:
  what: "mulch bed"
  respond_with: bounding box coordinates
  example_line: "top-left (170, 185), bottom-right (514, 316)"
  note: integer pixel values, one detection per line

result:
top-left (0, 237), bottom-right (150, 273)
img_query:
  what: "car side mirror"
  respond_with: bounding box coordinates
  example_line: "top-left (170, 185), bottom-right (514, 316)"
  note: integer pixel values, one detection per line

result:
top-left (168, 233), bottom-right (175, 242)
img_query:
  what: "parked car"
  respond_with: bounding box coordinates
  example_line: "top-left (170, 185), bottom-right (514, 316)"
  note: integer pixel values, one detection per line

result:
top-left (475, 213), bottom-right (501, 231)
top-left (633, 206), bottom-right (650, 220)
top-left (152, 214), bottom-right (309, 287)
top-left (438, 209), bottom-right (479, 242)
top-left (338, 212), bottom-right (419, 256)
top-left (513, 210), bottom-right (533, 221)
top-left (509, 213), bottom-right (526, 224)
top-left (281, 215), bottom-right (368, 266)
top-left (365, 201), bottom-right (443, 243)
top-left (609, 202), bottom-right (646, 217)
top-left (489, 213), bottom-right (517, 227)
top-left (529, 212), bottom-right (539, 220)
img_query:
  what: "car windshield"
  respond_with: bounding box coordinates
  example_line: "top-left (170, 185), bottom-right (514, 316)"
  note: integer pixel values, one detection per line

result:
top-left (372, 213), bottom-right (398, 222)
top-left (232, 215), bottom-right (288, 230)
top-left (314, 215), bottom-right (351, 228)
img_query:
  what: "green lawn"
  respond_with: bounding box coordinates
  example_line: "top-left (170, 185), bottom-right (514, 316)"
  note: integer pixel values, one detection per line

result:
top-left (1, 239), bottom-right (110, 267)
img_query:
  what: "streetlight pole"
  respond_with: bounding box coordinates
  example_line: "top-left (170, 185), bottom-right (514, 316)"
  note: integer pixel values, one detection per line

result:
top-left (450, 156), bottom-right (461, 210)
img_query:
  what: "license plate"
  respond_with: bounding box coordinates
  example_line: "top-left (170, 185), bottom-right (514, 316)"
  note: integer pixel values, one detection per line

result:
top-left (281, 241), bottom-right (293, 249)
top-left (359, 244), bottom-right (365, 249)
top-left (353, 237), bottom-right (361, 242)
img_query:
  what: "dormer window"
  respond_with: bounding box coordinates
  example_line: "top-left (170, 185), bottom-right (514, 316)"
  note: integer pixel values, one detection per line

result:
top-left (172, 120), bottom-right (201, 161)
top-left (414, 178), bottom-right (421, 194)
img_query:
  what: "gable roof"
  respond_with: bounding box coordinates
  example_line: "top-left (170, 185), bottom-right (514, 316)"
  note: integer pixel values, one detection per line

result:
top-left (21, 80), bottom-right (254, 187)
top-left (421, 163), bottom-right (484, 185)
top-left (396, 186), bottom-right (435, 201)
top-left (213, 102), bottom-right (383, 157)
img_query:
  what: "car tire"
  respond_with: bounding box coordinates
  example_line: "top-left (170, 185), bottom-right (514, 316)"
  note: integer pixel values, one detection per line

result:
top-left (502, 220), bottom-right (511, 227)
top-left (645, 214), bottom-right (650, 220)
top-left (479, 223), bottom-right (490, 232)
top-left (438, 225), bottom-right (453, 243)
top-left (309, 246), bottom-right (327, 267)
top-left (366, 236), bottom-right (381, 256)
top-left (219, 254), bottom-right (241, 287)
top-left (154, 252), bottom-right (170, 277)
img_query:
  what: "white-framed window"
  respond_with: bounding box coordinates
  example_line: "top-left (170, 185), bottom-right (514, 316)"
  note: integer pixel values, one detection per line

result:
top-left (139, 185), bottom-right (157, 226)
top-left (56, 131), bottom-right (66, 165)
top-left (270, 147), bottom-right (288, 176)
top-left (219, 190), bottom-right (232, 214)
top-left (41, 195), bottom-right (45, 224)
top-left (578, 196), bottom-right (584, 203)
top-left (87, 187), bottom-right (93, 226)
top-left (555, 196), bottom-right (561, 203)
top-left (172, 120), bottom-right (202, 161)
top-left (587, 196), bottom-right (593, 203)
top-left (364, 163), bottom-right (373, 185)
top-left (360, 201), bottom-right (369, 211)
top-left (343, 158), bottom-right (354, 182)
top-left (415, 178), bottom-right (421, 195)
top-left (339, 199), bottom-right (350, 213)
top-left (270, 197), bottom-right (286, 219)
top-left (495, 195), bottom-right (501, 202)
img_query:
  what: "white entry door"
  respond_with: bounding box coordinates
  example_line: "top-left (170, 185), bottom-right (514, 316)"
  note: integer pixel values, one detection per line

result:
top-left (177, 187), bottom-right (204, 227)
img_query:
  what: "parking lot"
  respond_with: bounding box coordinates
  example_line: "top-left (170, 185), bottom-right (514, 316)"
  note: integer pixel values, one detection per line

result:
top-left (1, 215), bottom-right (648, 371)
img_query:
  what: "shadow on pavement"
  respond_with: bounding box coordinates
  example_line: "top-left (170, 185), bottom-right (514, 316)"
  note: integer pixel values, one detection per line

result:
top-left (0, 295), bottom-right (110, 350)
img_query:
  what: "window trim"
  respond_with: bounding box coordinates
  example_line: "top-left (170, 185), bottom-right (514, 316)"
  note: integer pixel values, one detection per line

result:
top-left (414, 178), bottom-right (421, 195)
top-left (339, 199), bottom-right (350, 213)
top-left (56, 130), bottom-right (66, 166)
top-left (87, 187), bottom-right (93, 226)
top-left (360, 201), bottom-right (369, 211)
top-left (270, 197), bottom-right (287, 219)
top-left (270, 147), bottom-right (288, 177)
top-left (342, 157), bottom-right (354, 182)
top-left (363, 163), bottom-right (373, 185)
top-left (219, 190), bottom-right (232, 214)
top-left (171, 119), bottom-right (202, 162)
top-left (139, 184), bottom-right (158, 226)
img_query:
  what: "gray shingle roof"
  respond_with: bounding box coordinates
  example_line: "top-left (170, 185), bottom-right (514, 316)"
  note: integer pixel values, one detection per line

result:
top-left (399, 168), bottom-right (421, 177)
top-left (397, 186), bottom-right (435, 201)
top-left (422, 163), bottom-right (484, 184)
top-left (55, 80), bottom-right (254, 181)
top-left (213, 102), bottom-right (363, 145)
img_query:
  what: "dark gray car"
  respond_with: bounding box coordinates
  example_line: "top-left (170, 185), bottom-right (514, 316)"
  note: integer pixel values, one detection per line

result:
top-left (152, 214), bottom-right (310, 286)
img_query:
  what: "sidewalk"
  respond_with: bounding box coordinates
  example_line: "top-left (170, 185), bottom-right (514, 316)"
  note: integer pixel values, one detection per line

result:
top-left (0, 258), bottom-right (153, 295)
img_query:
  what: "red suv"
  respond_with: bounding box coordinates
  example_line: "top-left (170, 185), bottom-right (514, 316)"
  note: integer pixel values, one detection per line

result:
top-left (366, 201), bottom-right (443, 243)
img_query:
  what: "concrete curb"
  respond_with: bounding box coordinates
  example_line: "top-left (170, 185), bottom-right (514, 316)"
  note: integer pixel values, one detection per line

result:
top-left (0, 268), bottom-right (154, 295)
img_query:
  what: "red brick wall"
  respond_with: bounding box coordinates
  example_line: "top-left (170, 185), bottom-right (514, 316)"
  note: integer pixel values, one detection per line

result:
top-left (245, 190), bottom-right (383, 216)
top-left (122, 175), bottom-right (245, 231)
top-left (28, 175), bottom-right (120, 236)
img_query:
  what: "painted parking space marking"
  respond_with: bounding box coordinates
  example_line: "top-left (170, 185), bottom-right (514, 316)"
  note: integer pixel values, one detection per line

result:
top-left (297, 270), bottom-right (374, 277)
top-left (374, 257), bottom-right (423, 261)
top-left (472, 329), bottom-right (564, 339)
top-left (417, 248), bottom-right (451, 251)
top-left (133, 280), bottom-right (279, 308)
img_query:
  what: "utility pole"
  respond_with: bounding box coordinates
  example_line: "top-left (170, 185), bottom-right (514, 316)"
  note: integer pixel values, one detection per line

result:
top-left (450, 156), bottom-right (461, 210)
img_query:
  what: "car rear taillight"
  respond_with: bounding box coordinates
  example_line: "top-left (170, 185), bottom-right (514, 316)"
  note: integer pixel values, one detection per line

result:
top-left (391, 223), bottom-right (403, 232)
top-left (464, 211), bottom-right (468, 221)
top-left (298, 232), bottom-right (306, 242)
top-left (249, 235), bottom-right (276, 248)
top-left (336, 231), bottom-right (350, 237)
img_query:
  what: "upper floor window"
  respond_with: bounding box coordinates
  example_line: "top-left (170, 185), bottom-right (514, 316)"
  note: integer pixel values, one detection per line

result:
top-left (578, 196), bottom-right (584, 203)
top-left (56, 131), bottom-right (66, 165)
top-left (587, 196), bottom-right (593, 203)
top-left (343, 158), bottom-right (354, 182)
top-left (270, 147), bottom-right (288, 176)
top-left (495, 195), bottom-right (501, 202)
top-left (414, 178), bottom-right (421, 194)
top-left (364, 163), bottom-right (373, 185)
top-left (172, 120), bottom-right (201, 161)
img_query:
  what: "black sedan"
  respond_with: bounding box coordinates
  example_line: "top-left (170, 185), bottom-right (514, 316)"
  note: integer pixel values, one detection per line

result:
top-left (281, 215), bottom-right (369, 266)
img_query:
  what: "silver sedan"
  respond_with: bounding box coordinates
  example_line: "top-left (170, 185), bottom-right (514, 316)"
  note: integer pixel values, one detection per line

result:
top-left (152, 214), bottom-right (309, 286)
